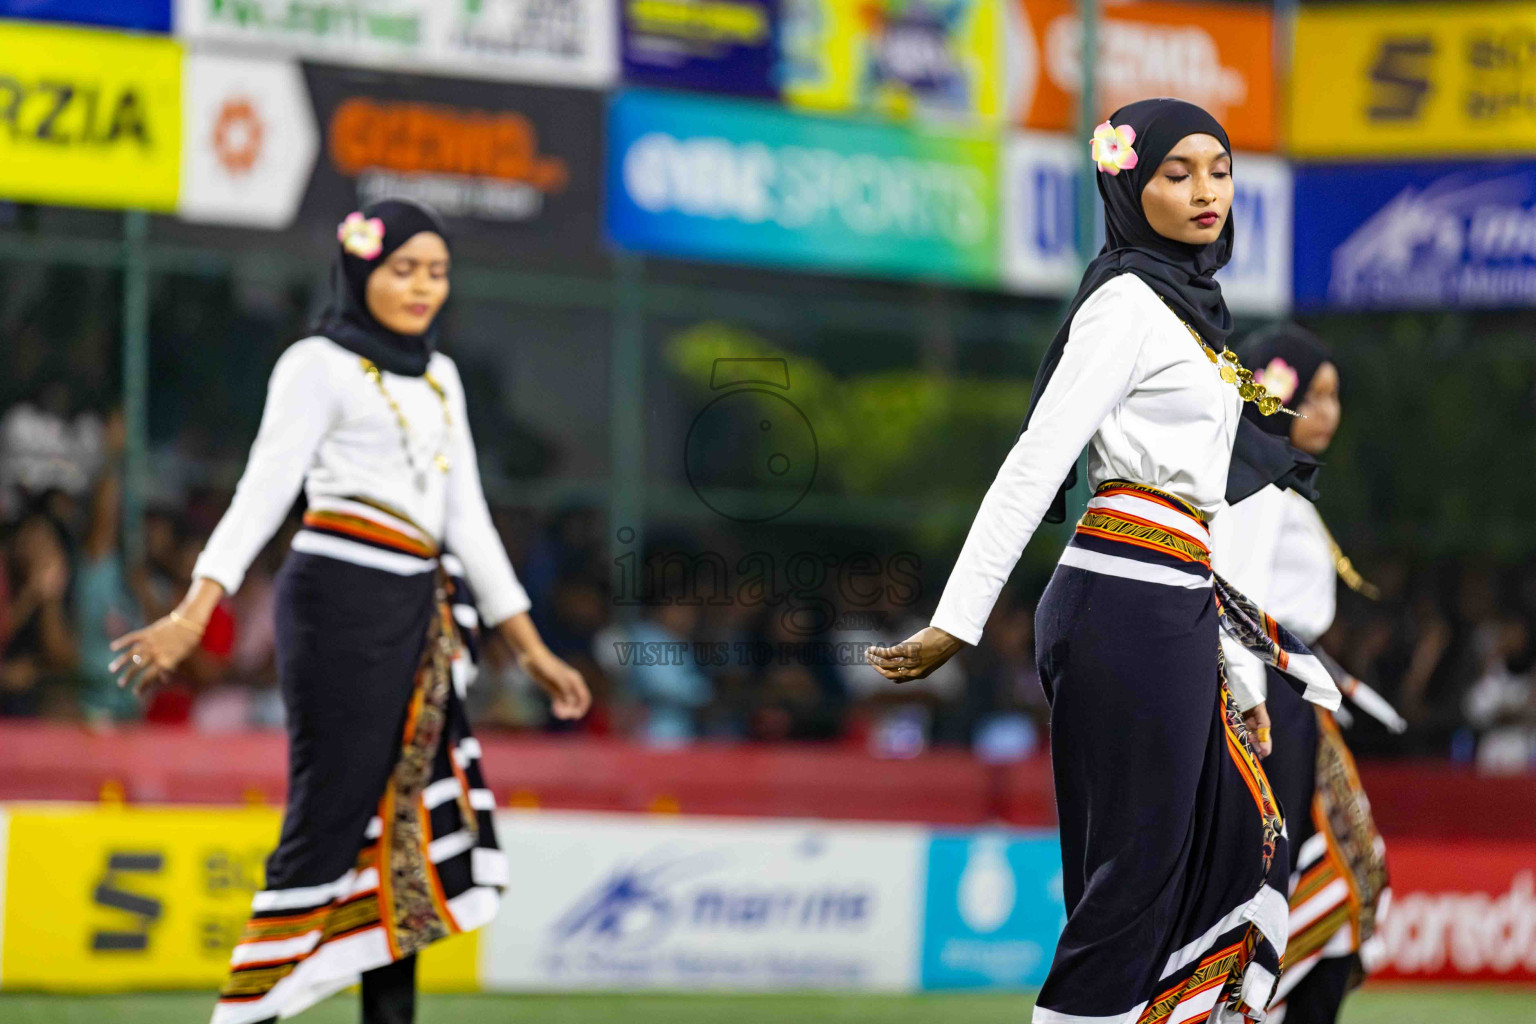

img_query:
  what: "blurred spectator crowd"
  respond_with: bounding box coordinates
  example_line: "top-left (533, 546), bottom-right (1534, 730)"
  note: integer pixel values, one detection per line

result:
top-left (3, 381), bottom-right (1535, 775)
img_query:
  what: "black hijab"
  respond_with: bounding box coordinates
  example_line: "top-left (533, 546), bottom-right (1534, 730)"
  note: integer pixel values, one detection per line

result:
top-left (1235, 324), bottom-right (1333, 438)
top-left (314, 198), bottom-right (451, 377)
top-left (1021, 98), bottom-right (1315, 521)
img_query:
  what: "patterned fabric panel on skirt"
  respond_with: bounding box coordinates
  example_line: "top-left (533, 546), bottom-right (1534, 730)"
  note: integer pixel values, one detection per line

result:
top-left (1278, 710), bottom-right (1390, 999)
top-left (212, 596), bottom-right (505, 1024)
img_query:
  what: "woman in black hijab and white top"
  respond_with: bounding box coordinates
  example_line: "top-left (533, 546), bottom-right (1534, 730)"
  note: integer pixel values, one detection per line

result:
top-left (110, 199), bottom-right (590, 1024)
top-left (869, 100), bottom-right (1340, 1023)
top-left (1215, 326), bottom-right (1394, 1024)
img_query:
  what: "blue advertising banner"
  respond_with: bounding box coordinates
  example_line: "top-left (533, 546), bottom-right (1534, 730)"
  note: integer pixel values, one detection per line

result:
top-left (0, 0), bottom-right (170, 31)
top-left (1295, 161), bottom-right (1536, 310)
top-left (920, 831), bottom-right (1064, 990)
top-left (607, 89), bottom-right (1000, 284)
top-left (622, 0), bottom-right (778, 97)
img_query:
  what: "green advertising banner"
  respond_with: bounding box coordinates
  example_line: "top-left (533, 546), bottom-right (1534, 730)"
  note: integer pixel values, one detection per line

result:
top-left (607, 89), bottom-right (1000, 284)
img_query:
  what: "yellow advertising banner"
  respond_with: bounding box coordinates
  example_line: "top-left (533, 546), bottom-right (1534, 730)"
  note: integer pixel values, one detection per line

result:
top-left (1290, 2), bottom-right (1536, 157)
top-left (0, 806), bottom-right (477, 992)
top-left (0, 22), bottom-right (182, 211)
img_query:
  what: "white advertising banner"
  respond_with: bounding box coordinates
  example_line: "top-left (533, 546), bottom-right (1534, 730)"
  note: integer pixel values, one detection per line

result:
top-left (179, 53), bottom-right (318, 228)
top-left (1001, 131), bottom-right (1293, 316)
top-left (1217, 154), bottom-right (1292, 317)
top-left (175, 0), bottom-right (618, 88)
top-left (482, 811), bottom-right (926, 991)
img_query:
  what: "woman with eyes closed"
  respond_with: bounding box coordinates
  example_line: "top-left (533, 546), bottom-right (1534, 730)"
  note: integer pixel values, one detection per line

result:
top-left (868, 100), bottom-right (1341, 1023)
top-left (109, 199), bottom-right (591, 1024)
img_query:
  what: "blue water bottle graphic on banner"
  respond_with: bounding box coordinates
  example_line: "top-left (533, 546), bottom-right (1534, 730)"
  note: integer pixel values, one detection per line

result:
top-left (920, 831), bottom-right (1065, 990)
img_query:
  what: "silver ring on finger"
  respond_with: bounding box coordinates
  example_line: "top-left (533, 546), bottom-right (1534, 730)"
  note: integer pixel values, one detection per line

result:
top-left (132, 653), bottom-right (145, 666)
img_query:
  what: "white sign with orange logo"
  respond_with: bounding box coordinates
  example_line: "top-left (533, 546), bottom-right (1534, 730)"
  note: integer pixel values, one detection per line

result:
top-left (179, 53), bottom-right (319, 229)
top-left (1006, 0), bottom-right (1276, 152)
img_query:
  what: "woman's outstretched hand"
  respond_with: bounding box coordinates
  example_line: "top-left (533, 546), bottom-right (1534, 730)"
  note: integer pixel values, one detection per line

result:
top-left (1242, 701), bottom-right (1273, 758)
top-left (497, 611), bottom-right (591, 720)
top-left (866, 625), bottom-right (966, 683)
top-left (519, 646), bottom-right (592, 721)
top-left (109, 614), bottom-right (204, 696)
top-left (109, 578), bottom-right (224, 697)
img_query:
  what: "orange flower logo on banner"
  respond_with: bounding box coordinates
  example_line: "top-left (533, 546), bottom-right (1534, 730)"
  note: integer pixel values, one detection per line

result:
top-left (1008, 0), bottom-right (1276, 152)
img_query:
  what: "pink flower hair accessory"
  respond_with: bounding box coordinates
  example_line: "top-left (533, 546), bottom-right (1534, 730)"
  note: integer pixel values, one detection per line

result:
top-left (1255, 357), bottom-right (1300, 405)
top-left (338, 211), bottom-right (385, 260)
top-left (1091, 121), bottom-right (1138, 176)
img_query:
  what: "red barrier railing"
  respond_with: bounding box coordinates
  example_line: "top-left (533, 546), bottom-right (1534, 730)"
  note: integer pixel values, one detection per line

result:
top-left (1, 722), bottom-right (1530, 838)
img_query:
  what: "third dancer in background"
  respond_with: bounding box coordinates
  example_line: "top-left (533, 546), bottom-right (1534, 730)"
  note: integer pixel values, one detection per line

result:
top-left (1215, 324), bottom-right (1397, 1024)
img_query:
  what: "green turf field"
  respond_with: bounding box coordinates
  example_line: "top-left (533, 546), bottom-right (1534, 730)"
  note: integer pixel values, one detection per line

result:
top-left (2, 988), bottom-right (1533, 1024)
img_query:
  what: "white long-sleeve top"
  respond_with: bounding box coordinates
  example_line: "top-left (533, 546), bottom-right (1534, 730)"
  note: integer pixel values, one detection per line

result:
top-left (930, 273), bottom-right (1242, 646)
top-left (192, 336), bottom-right (532, 626)
top-left (1212, 484), bottom-right (1337, 706)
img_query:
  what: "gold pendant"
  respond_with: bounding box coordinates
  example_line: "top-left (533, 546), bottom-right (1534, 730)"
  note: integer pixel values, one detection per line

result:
top-left (1202, 346), bottom-right (1217, 363)
top-left (1239, 381), bottom-right (1258, 400)
top-left (1219, 365), bottom-right (1238, 384)
top-left (1258, 395), bottom-right (1281, 416)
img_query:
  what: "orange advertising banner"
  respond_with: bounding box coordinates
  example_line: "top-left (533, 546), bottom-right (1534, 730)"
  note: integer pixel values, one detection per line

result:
top-left (1009, 0), bottom-right (1276, 151)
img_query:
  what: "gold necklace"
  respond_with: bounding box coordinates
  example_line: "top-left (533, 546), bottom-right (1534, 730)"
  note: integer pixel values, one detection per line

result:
top-left (1161, 301), bottom-right (1298, 418)
top-left (360, 357), bottom-right (452, 492)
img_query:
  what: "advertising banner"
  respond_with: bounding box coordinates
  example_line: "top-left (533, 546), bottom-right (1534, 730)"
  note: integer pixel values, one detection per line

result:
top-left (481, 811), bottom-right (926, 990)
top-left (1294, 160), bottom-right (1536, 310)
top-left (1008, 0), bottom-right (1275, 152)
top-left (1290, 3), bottom-right (1536, 159)
top-left (0, 22), bottom-right (182, 212)
top-left (607, 89), bottom-right (1000, 284)
top-left (1374, 839), bottom-right (1536, 982)
top-left (0, 805), bottom-right (477, 991)
top-left (621, 0), bottom-right (778, 96)
top-left (1002, 132), bottom-right (1292, 315)
top-left (179, 53), bottom-right (320, 228)
top-left (0, 0), bottom-right (170, 31)
top-left (919, 831), bottom-right (1063, 990)
top-left (175, 0), bottom-right (618, 88)
top-left (781, 0), bottom-right (1003, 123)
top-left (297, 65), bottom-right (604, 255)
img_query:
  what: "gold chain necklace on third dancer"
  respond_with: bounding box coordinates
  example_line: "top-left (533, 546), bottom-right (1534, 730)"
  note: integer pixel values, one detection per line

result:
top-left (1161, 299), bottom-right (1299, 418)
top-left (360, 357), bottom-right (452, 492)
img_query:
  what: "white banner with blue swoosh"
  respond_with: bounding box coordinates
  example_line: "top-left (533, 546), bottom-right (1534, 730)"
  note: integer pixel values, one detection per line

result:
top-left (483, 811), bottom-right (927, 991)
